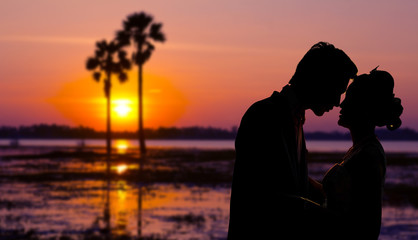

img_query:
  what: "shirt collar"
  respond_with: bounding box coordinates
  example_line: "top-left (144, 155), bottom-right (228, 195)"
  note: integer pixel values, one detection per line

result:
top-left (280, 85), bottom-right (305, 125)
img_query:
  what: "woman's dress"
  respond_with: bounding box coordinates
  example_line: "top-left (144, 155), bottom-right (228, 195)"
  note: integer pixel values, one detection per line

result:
top-left (322, 136), bottom-right (386, 240)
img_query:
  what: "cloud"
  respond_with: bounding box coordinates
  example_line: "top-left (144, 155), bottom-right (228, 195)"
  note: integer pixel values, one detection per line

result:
top-left (0, 35), bottom-right (273, 54)
top-left (0, 35), bottom-right (96, 45)
top-left (161, 42), bottom-right (271, 54)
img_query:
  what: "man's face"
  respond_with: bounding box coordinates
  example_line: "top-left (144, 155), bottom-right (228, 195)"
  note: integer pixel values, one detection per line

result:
top-left (308, 76), bottom-right (350, 116)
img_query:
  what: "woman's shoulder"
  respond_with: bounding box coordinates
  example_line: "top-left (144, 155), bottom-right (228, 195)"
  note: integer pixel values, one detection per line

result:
top-left (345, 138), bottom-right (386, 177)
top-left (347, 137), bottom-right (384, 161)
top-left (359, 139), bottom-right (385, 164)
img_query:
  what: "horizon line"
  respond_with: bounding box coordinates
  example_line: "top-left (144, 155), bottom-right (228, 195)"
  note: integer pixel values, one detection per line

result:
top-left (1, 123), bottom-right (417, 134)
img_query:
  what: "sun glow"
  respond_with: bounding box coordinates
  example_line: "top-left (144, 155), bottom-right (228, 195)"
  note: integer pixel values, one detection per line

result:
top-left (113, 99), bottom-right (132, 118)
top-left (50, 73), bottom-right (188, 131)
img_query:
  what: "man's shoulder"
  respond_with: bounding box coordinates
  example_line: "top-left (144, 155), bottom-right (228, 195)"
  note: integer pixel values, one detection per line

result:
top-left (240, 91), bottom-right (290, 126)
top-left (248, 91), bottom-right (287, 112)
top-left (246, 91), bottom-right (288, 115)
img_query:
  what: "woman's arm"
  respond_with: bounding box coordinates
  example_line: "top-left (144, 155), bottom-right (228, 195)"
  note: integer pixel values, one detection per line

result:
top-left (309, 177), bottom-right (326, 204)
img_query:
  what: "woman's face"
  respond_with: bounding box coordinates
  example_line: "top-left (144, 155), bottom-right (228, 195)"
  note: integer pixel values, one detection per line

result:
top-left (337, 82), bottom-right (369, 129)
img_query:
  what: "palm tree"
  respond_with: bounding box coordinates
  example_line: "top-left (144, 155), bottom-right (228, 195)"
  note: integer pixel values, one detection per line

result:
top-left (86, 40), bottom-right (131, 171)
top-left (116, 12), bottom-right (166, 155)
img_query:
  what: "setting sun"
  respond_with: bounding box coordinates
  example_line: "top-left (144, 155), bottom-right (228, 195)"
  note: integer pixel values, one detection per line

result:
top-left (113, 99), bottom-right (132, 118)
top-left (49, 73), bottom-right (188, 131)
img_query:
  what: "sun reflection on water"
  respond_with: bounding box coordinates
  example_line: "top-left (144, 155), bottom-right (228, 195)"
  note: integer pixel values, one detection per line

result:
top-left (116, 164), bottom-right (128, 175)
top-left (115, 140), bottom-right (130, 154)
top-left (111, 180), bottom-right (132, 236)
top-left (110, 163), bottom-right (138, 175)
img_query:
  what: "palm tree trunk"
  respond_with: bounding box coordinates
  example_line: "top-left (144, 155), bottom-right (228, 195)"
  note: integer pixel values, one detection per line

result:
top-left (105, 77), bottom-right (111, 174)
top-left (138, 63), bottom-right (146, 157)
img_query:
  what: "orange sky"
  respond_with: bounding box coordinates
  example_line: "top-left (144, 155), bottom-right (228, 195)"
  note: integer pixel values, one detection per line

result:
top-left (1, 0), bottom-right (417, 132)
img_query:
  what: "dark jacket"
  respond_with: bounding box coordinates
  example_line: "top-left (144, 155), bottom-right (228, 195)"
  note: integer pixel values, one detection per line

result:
top-left (228, 90), bottom-right (309, 239)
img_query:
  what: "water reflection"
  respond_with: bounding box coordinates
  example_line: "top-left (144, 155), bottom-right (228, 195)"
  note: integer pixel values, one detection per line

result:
top-left (99, 175), bottom-right (142, 239)
top-left (113, 180), bottom-right (129, 236)
top-left (1, 146), bottom-right (417, 239)
top-left (82, 181), bottom-right (230, 239)
top-left (137, 183), bottom-right (143, 238)
top-left (114, 139), bottom-right (130, 154)
top-left (115, 164), bottom-right (128, 175)
top-left (1, 178), bottom-right (416, 239)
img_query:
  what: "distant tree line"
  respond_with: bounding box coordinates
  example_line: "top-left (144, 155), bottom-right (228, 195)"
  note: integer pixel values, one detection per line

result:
top-left (0, 124), bottom-right (418, 140)
top-left (0, 124), bottom-right (238, 140)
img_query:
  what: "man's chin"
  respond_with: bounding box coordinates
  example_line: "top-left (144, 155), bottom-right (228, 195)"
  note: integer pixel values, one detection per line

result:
top-left (337, 118), bottom-right (349, 128)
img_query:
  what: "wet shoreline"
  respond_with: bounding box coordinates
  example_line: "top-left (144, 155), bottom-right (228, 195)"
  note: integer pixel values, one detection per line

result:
top-left (0, 147), bottom-right (417, 239)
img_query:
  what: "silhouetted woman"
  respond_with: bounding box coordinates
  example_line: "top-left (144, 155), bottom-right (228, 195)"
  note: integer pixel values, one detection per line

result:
top-left (321, 69), bottom-right (403, 239)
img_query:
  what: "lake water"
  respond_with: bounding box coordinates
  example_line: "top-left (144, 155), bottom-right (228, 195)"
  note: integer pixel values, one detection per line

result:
top-left (0, 141), bottom-right (417, 239)
top-left (1, 139), bottom-right (418, 153)
top-left (0, 181), bottom-right (230, 239)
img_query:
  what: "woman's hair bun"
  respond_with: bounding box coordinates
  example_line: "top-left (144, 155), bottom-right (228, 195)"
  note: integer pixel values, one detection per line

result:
top-left (385, 97), bottom-right (403, 131)
top-left (363, 69), bottom-right (403, 130)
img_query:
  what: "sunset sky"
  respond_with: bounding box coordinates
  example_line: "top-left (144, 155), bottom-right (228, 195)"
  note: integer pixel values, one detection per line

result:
top-left (1, 0), bottom-right (417, 132)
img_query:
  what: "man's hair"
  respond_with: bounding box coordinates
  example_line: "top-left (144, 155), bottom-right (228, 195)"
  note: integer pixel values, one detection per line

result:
top-left (289, 42), bottom-right (358, 88)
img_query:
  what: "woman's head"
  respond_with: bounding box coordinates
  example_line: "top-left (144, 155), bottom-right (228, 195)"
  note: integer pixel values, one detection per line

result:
top-left (338, 69), bottom-right (403, 131)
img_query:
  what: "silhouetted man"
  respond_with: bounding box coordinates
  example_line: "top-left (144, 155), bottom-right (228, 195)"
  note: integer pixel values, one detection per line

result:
top-left (228, 42), bottom-right (357, 239)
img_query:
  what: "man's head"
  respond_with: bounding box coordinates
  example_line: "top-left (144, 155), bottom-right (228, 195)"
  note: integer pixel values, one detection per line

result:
top-left (289, 42), bottom-right (358, 116)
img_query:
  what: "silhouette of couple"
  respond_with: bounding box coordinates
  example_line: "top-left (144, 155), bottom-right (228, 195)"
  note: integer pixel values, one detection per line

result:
top-left (228, 42), bottom-right (403, 240)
